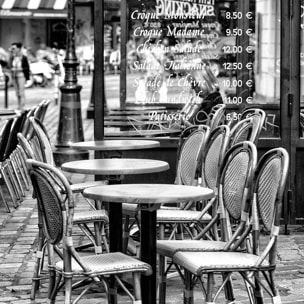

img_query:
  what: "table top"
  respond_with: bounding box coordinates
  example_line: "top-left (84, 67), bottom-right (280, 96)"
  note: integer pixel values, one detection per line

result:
top-left (70, 139), bottom-right (160, 151)
top-left (83, 184), bottom-right (214, 204)
top-left (107, 110), bottom-right (167, 116)
top-left (105, 129), bottom-right (181, 137)
top-left (104, 120), bottom-right (168, 127)
top-left (105, 115), bottom-right (150, 121)
top-left (110, 106), bottom-right (166, 112)
top-left (0, 109), bottom-right (16, 116)
top-left (61, 158), bottom-right (170, 175)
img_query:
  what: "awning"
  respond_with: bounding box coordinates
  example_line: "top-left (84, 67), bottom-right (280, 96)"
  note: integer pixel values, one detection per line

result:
top-left (0, 0), bottom-right (67, 18)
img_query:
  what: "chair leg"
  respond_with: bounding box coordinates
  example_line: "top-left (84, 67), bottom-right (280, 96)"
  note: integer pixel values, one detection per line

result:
top-left (184, 269), bottom-right (194, 304)
top-left (222, 273), bottom-right (235, 303)
top-left (133, 272), bottom-right (142, 303)
top-left (158, 254), bottom-right (167, 304)
top-left (1, 167), bottom-right (19, 208)
top-left (206, 273), bottom-right (215, 304)
top-left (122, 215), bottom-right (131, 253)
top-left (5, 162), bottom-right (22, 203)
top-left (8, 159), bottom-right (25, 198)
top-left (31, 224), bottom-right (46, 300)
top-left (108, 275), bottom-right (118, 304)
top-left (13, 149), bottom-right (30, 191)
top-left (0, 182), bottom-right (10, 212)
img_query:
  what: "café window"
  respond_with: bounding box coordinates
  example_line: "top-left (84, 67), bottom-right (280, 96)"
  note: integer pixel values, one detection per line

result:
top-left (122, 0), bottom-right (281, 138)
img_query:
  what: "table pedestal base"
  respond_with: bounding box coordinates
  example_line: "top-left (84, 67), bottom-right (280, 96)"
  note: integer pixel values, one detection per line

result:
top-left (141, 209), bottom-right (157, 304)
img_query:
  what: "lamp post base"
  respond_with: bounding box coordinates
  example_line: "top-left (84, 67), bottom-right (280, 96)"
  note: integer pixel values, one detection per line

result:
top-left (53, 147), bottom-right (89, 167)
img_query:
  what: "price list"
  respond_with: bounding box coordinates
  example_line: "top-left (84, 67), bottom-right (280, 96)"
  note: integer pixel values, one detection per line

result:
top-left (126, 0), bottom-right (221, 105)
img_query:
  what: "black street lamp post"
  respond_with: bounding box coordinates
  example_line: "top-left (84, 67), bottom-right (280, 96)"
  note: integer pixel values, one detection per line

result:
top-left (53, 0), bottom-right (89, 166)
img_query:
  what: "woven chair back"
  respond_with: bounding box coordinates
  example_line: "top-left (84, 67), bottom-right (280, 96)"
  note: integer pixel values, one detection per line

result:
top-left (207, 104), bottom-right (226, 132)
top-left (219, 141), bottom-right (257, 222)
top-left (229, 115), bottom-right (262, 147)
top-left (0, 118), bottom-right (13, 162)
top-left (21, 106), bottom-right (38, 139)
top-left (176, 125), bottom-right (210, 186)
top-left (29, 117), bottom-right (55, 165)
top-left (27, 160), bottom-right (67, 245)
top-left (254, 148), bottom-right (289, 232)
top-left (201, 125), bottom-right (230, 190)
top-left (3, 111), bottom-right (28, 159)
top-left (17, 133), bottom-right (36, 159)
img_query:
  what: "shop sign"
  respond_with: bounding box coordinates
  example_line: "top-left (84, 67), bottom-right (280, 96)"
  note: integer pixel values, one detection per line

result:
top-left (0, 9), bottom-right (67, 18)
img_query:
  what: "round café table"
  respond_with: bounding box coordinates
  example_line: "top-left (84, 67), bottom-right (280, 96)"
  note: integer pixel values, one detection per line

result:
top-left (83, 184), bottom-right (214, 304)
top-left (61, 158), bottom-right (169, 176)
top-left (104, 120), bottom-right (168, 128)
top-left (107, 109), bottom-right (167, 116)
top-left (105, 129), bottom-right (181, 138)
top-left (105, 115), bottom-right (151, 121)
top-left (110, 106), bottom-right (166, 112)
top-left (70, 139), bottom-right (160, 151)
top-left (0, 109), bottom-right (17, 116)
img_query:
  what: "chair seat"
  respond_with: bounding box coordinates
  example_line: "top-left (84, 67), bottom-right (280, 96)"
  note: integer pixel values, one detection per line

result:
top-left (157, 209), bottom-right (212, 223)
top-left (73, 210), bottom-right (109, 224)
top-left (173, 251), bottom-right (270, 276)
top-left (55, 252), bottom-right (152, 276)
top-left (70, 180), bottom-right (108, 193)
top-left (157, 240), bottom-right (226, 258)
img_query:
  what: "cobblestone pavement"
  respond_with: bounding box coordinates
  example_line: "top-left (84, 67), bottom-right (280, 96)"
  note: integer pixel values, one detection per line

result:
top-left (0, 76), bottom-right (303, 303)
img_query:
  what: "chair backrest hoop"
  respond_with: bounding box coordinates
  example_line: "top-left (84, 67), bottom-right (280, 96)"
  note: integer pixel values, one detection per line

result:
top-left (0, 118), bottom-right (13, 161)
top-left (219, 140), bottom-right (257, 220)
top-left (3, 111), bottom-right (28, 159)
top-left (176, 125), bottom-right (210, 186)
top-left (254, 147), bottom-right (289, 232)
top-left (201, 125), bottom-right (230, 190)
top-left (29, 117), bottom-right (55, 165)
top-left (26, 159), bottom-right (73, 244)
top-left (17, 132), bottom-right (36, 159)
top-left (229, 115), bottom-right (262, 147)
top-left (207, 104), bottom-right (226, 132)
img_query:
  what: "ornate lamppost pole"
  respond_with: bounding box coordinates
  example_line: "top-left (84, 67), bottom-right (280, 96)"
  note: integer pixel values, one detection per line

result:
top-left (53, 0), bottom-right (89, 166)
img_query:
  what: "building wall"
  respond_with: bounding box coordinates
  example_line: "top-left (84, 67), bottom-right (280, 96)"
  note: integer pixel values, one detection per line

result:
top-left (0, 19), bottom-right (25, 50)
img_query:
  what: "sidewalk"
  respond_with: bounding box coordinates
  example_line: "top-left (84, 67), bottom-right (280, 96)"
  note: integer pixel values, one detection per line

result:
top-left (0, 82), bottom-right (303, 303)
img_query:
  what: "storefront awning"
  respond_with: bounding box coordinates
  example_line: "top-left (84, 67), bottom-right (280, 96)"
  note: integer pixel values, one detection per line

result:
top-left (0, 0), bottom-right (67, 18)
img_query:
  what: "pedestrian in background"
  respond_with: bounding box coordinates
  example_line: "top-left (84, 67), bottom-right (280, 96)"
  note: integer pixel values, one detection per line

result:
top-left (9, 42), bottom-right (30, 109)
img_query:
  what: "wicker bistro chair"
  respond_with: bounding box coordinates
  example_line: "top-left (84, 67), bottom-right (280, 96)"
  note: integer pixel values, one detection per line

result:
top-left (28, 117), bottom-right (108, 193)
top-left (0, 118), bottom-right (18, 211)
top-left (229, 113), bottom-right (264, 148)
top-left (1, 111), bottom-right (29, 206)
top-left (157, 140), bottom-right (257, 304)
top-left (17, 131), bottom-right (111, 300)
top-left (172, 147), bottom-right (289, 304)
top-left (122, 125), bottom-right (211, 255)
top-left (205, 103), bottom-right (226, 132)
top-left (26, 159), bottom-right (152, 304)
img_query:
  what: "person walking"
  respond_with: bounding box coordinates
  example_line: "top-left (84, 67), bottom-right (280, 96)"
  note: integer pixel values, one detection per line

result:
top-left (9, 42), bottom-right (30, 109)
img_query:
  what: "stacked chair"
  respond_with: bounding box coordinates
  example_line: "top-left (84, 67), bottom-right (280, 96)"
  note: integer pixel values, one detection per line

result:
top-left (171, 147), bottom-right (289, 304)
top-left (155, 107), bottom-right (289, 303)
top-left (157, 140), bottom-right (258, 303)
top-left (0, 99), bottom-right (51, 212)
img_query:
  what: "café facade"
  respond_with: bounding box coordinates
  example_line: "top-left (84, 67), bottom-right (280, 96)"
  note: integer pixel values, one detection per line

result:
top-left (93, 0), bottom-right (304, 226)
